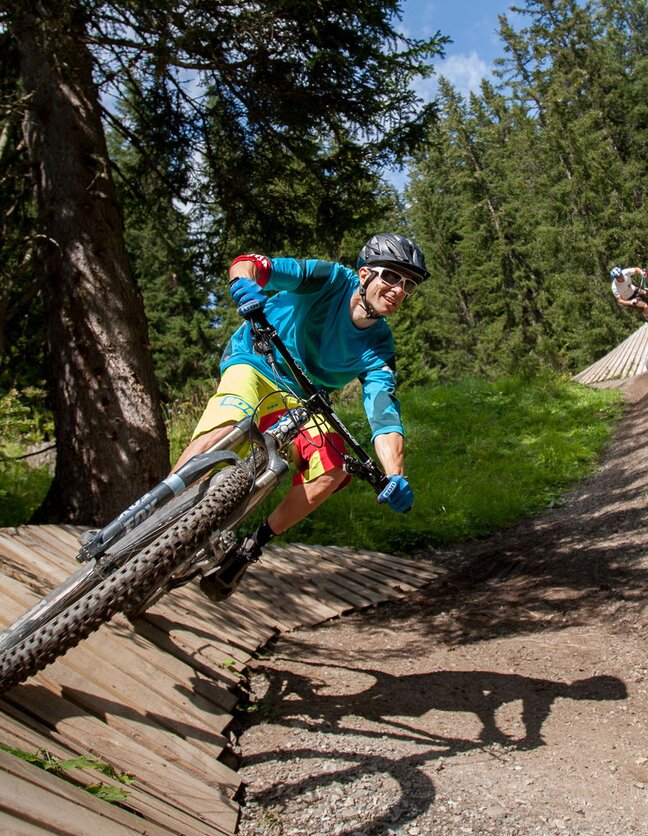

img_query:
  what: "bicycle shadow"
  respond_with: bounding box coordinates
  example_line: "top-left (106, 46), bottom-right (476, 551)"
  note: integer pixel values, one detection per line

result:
top-left (252, 660), bottom-right (627, 749)
top-left (241, 662), bottom-right (627, 832)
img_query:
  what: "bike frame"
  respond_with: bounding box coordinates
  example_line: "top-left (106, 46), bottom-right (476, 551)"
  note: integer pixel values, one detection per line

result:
top-left (76, 309), bottom-right (387, 568)
top-left (0, 302), bottom-right (392, 665)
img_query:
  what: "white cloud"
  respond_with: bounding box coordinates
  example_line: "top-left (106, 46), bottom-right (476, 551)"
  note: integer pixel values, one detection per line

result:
top-left (413, 50), bottom-right (491, 103)
top-left (439, 51), bottom-right (491, 97)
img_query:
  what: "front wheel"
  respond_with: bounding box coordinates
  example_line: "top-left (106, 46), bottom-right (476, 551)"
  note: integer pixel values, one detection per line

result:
top-left (0, 465), bottom-right (252, 693)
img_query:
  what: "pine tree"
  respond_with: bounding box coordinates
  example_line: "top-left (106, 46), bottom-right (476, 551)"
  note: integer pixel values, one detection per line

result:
top-left (1, 0), bottom-right (447, 522)
top-left (407, 0), bottom-right (648, 380)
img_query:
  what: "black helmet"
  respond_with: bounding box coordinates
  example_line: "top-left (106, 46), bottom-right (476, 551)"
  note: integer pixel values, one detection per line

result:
top-left (357, 233), bottom-right (430, 282)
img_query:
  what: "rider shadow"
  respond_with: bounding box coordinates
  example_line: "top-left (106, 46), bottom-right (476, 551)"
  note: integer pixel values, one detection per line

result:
top-left (242, 663), bottom-right (626, 833)
top-left (252, 661), bottom-right (628, 750)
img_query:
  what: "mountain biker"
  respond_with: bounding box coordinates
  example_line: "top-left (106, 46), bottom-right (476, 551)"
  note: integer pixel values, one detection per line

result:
top-left (174, 233), bottom-right (430, 601)
top-left (610, 265), bottom-right (648, 313)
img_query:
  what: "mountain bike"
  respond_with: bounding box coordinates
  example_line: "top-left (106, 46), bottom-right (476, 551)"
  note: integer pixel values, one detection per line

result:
top-left (0, 309), bottom-right (389, 693)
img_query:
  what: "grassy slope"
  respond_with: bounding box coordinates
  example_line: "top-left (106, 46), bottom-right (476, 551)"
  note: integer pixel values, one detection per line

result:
top-left (1, 375), bottom-right (623, 552)
top-left (207, 374), bottom-right (623, 554)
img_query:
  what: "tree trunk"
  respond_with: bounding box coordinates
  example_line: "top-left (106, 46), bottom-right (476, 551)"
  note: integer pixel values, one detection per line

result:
top-left (13, 2), bottom-right (169, 524)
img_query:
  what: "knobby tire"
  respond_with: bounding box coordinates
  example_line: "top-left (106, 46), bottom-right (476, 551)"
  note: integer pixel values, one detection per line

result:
top-left (0, 466), bottom-right (252, 693)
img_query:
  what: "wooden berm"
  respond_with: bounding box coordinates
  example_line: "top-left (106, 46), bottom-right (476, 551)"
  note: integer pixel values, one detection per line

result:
top-left (0, 525), bottom-right (441, 834)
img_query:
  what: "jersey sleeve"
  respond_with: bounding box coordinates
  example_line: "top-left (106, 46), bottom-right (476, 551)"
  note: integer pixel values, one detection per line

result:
top-left (267, 258), bottom-right (338, 293)
top-left (360, 361), bottom-right (404, 442)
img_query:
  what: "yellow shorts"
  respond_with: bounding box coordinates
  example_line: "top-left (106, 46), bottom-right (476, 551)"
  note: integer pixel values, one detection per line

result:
top-left (192, 364), bottom-right (350, 487)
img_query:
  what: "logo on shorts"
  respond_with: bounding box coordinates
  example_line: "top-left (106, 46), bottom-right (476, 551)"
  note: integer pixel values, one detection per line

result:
top-left (220, 395), bottom-right (255, 416)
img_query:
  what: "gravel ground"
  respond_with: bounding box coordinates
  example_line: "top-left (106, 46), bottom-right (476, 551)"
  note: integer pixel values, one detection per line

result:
top-left (233, 375), bottom-right (648, 835)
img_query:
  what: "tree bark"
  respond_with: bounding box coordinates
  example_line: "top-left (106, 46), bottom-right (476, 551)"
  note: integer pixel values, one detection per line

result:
top-left (13, 2), bottom-right (169, 524)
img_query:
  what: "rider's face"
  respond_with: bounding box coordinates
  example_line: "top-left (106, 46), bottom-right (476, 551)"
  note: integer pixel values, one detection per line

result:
top-left (359, 267), bottom-right (407, 317)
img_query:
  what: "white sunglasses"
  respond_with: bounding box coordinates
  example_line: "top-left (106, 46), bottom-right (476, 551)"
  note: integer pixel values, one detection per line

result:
top-left (371, 265), bottom-right (419, 295)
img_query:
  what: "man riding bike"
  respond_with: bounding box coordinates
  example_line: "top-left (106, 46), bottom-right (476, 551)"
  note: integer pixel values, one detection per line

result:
top-left (174, 233), bottom-right (430, 600)
top-left (610, 265), bottom-right (648, 313)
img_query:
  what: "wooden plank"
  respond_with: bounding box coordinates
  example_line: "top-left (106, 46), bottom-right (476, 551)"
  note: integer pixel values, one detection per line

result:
top-left (0, 706), bottom-right (129, 797)
top-left (1, 523), bottom-right (444, 836)
top-left (235, 569), bottom-right (340, 627)
top-left (307, 553), bottom-right (429, 598)
top-left (321, 544), bottom-right (440, 581)
top-left (123, 618), bottom-right (241, 707)
top-left (147, 605), bottom-right (264, 672)
top-left (255, 546), bottom-right (370, 611)
top-left (0, 536), bottom-right (54, 597)
top-left (96, 614), bottom-right (241, 717)
top-left (301, 545), bottom-right (440, 589)
top-left (0, 749), bottom-right (167, 836)
top-left (2, 639), bottom-right (239, 798)
top-left (2, 686), bottom-right (240, 835)
top-left (0, 703), bottom-right (226, 836)
top-left (0, 577), bottom-right (240, 803)
top-left (42, 523), bottom-right (84, 551)
top-left (15, 526), bottom-right (76, 560)
top-left (574, 323), bottom-right (648, 383)
top-left (57, 616), bottom-right (236, 752)
top-left (0, 811), bottom-right (46, 834)
top-left (321, 546), bottom-right (441, 586)
top-left (262, 554), bottom-right (374, 609)
top-left (0, 572), bottom-right (45, 628)
top-left (33, 523), bottom-right (81, 552)
top-left (319, 543), bottom-right (440, 576)
top-left (3, 530), bottom-right (71, 578)
top-left (141, 589), bottom-right (263, 664)
top-left (264, 545), bottom-right (392, 601)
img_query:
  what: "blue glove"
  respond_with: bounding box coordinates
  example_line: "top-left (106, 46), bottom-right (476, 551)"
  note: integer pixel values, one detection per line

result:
top-left (230, 277), bottom-right (267, 318)
top-left (377, 475), bottom-right (413, 513)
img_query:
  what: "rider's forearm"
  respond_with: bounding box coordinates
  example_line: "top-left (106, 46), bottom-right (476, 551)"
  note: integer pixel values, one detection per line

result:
top-left (374, 431), bottom-right (405, 476)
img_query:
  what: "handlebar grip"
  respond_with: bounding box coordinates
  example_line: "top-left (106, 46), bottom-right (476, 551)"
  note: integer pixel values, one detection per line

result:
top-left (237, 300), bottom-right (265, 319)
top-left (375, 474), bottom-right (390, 494)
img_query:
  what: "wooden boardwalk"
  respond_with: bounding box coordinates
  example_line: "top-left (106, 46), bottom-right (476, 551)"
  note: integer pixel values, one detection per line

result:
top-left (0, 525), bottom-right (441, 834)
top-left (573, 322), bottom-right (648, 385)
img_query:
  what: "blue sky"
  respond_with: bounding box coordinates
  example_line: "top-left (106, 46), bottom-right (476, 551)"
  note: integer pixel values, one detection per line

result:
top-left (399, 0), bottom-right (521, 99)
top-left (384, 0), bottom-right (522, 187)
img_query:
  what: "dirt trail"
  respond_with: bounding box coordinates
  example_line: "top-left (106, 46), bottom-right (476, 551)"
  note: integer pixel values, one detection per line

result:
top-left (235, 375), bottom-right (648, 836)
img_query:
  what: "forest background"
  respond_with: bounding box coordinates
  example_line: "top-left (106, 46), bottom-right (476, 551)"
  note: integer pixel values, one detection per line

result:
top-left (0, 0), bottom-right (646, 527)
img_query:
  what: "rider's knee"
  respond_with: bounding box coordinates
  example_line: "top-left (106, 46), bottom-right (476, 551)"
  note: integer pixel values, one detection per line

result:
top-left (308, 466), bottom-right (347, 498)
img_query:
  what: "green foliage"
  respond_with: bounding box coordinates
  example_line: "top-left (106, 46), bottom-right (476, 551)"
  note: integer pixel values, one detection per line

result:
top-left (0, 456), bottom-right (51, 527)
top-left (405, 0), bottom-right (648, 386)
top-left (164, 383), bottom-right (219, 463)
top-left (0, 389), bottom-right (53, 525)
top-left (90, 0), bottom-right (447, 400)
top-left (0, 388), bottom-right (52, 443)
top-left (0, 372), bottom-right (623, 558)
top-left (264, 374), bottom-right (622, 553)
top-left (0, 744), bottom-right (134, 804)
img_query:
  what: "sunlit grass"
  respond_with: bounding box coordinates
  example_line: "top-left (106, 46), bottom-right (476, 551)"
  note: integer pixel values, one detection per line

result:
top-left (269, 374), bottom-right (622, 553)
top-left (1, 374), bottom-right (623, 554)
top-left (0, 446), bottom-right (51, 527)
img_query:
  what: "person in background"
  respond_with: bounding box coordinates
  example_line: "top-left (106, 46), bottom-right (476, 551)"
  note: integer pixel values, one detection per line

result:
top-left (610, 265), bottom-right (648, 314)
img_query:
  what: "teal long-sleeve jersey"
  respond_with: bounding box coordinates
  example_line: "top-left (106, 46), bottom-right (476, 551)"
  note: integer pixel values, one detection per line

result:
top-left (221, 257), bottom-right (403, 441)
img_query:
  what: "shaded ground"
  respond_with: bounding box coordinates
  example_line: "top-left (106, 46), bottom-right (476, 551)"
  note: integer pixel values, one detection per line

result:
top-left (235, 375), bottom-right (648, 836)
